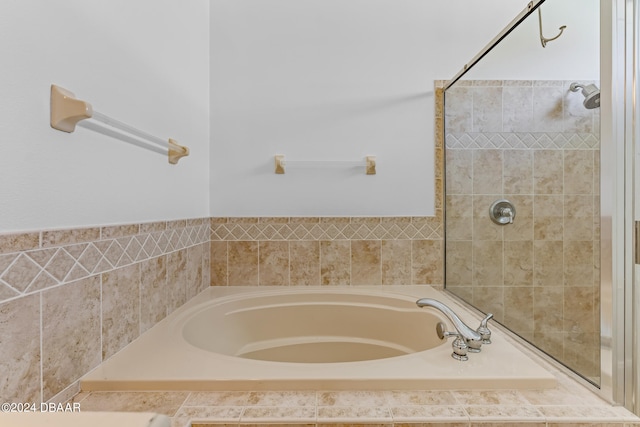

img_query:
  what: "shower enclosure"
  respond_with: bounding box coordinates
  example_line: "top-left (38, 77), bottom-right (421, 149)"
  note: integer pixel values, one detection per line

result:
top-left (442, 0), bottom-right (637, 411)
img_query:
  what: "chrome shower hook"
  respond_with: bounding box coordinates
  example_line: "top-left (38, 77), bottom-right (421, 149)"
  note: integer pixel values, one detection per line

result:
top-left (538, 7), bottom-right (566, 48)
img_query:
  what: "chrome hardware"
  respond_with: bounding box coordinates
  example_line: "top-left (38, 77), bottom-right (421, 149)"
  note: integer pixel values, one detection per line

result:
top-left (417, 298), bottom-right (483, 360)
top-left (489, 199), bottom-right (516, 225)
top-left (477, 313), bottom-right (494, 344)
top-left (435, 321), bottom-right (470, 361)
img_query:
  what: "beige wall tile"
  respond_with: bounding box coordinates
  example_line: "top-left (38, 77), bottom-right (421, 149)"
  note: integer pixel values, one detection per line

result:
top-left (167, 249), bottom-right (187, 311)
top-left (472, 86), bottom-right (503, 132)
top-left (564, 150), bottom-right (595, 194)
top-left (210, 241), bottom-right (228, 286)
top-left (320, 240), bottom-right (350, 285)
top-left (504, 150), bottom-right (533, 194)
top-left (0, 253), bottom-right (42, 292)
top-left (228, 241), bottom-right (259, 286)
top-left (564, 241), bottom-right (594, 287)
top-left (533, 241), bottom-right (563, 287)
top-left (473, 195), bottom-right (503, 241)
top-left (411, 240), bottom-right (443, 285)
top-left (563, 286), bottom-right (597, 333)
top-left (444, 86), bottom-right (472, 133)
top-left (444, 241), bottom-right (472, 286)
top-left (472, 286), bottom-right (504, 322)
top-left (534, 195), bottom-right (564, 240)
top-left (534, 287), bottom-right (564, 333)
top-left (533, 86), bottom-right (564, 132)
top-left (289, 241), bottom-right (320, 286)
top-left (79, 391), bottom-right (188, 416)
top-left (472, 240), bottom-right (503, 286)
top-left (503, 86), bottom-right (534, 132)
top-left (473, 150), bottom-right (503, 194)
top-left (101, 224), bottom-right (140, 239)
top-left (503, 195), bottom-right (533, 241)
top-left (351, 240), bottom-right (381, 285)
top-left (187, 244), bottom-right (204, 298)
top-left (42, 227), bottom-right (100, 248)
top-left (0, 293), bottom-right (41, 402)
top-left (534, 150), bottom-right (563, 194)
top-left (564, 195), bottom-right (594, 240)
top-left (504, 287), bottom-right (534, 335)
top-left (259, 241), bottom-right (289, 286)
top-left (102, 264), bottom-right (141, 359)
top-left (504, 241), bottom-right (533, 287)
top-left (42, 276), bottom-right (101, 401)
top-left (446, 150), bottom-right (473, 195)
top-left (445, 196), bottom-right (473, 241)
top-left (0, 232), bottom-right (40, 253)
top-left (381, 240), bottom-right (411, 285)
top-left (140, 256), bottom-right (168, 333)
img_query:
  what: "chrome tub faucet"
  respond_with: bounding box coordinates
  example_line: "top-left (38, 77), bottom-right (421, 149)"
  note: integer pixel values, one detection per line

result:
top-left (416, 298), bottom-right (493, 361)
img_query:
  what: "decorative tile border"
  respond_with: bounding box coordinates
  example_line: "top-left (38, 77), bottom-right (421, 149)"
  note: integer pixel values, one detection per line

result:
top-left (210, 217), bottom-right (443, 242)
top-left (0, 219), bottom-right (210, 303)
top-left (446, 132), bottom-right (600, 150)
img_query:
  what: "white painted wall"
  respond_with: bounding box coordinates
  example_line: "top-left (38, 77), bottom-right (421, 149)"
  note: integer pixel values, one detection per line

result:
top-left (0, 0), bottom-right (210, 232)
top-left (209, 0), bottom-right (599, 217)
top-left (460, 0), bottom-right (600, 81)
top-left (0, 0), bottom-right (600, 229)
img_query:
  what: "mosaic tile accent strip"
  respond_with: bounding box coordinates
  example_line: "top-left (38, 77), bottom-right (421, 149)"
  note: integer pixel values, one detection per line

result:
top-left (0, 219), bottom-right (210, 302)
top-left (446, 132), bottom-right (600, 150)
top-left (210, 217), bottom-right (442, 241)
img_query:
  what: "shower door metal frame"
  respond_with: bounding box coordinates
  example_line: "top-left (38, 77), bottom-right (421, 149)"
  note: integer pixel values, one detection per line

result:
top-left (441, 0), bottom-right (632, 411)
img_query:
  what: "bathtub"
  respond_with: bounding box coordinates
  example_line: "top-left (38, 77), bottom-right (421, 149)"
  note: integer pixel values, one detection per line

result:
top-left (82, 285), bottom-right (556, 391)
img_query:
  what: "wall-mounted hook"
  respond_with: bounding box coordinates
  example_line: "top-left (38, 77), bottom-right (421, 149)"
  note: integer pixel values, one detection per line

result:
top-left (538, 7), bottom-right (566, 48)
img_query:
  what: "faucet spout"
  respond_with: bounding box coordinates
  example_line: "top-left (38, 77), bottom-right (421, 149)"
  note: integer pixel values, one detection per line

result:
top-left (416, 298), bottom-right (482, 344)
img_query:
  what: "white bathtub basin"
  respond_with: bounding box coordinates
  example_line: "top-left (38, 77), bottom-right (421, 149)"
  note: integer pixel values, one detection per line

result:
top-left (81, 285), bottom-right (556, 391)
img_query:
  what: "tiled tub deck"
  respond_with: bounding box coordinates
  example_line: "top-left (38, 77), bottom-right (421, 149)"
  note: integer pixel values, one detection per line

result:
top-left (69, 348), bottom-right (640, 427)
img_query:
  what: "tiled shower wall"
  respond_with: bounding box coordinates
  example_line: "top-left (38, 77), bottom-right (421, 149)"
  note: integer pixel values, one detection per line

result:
top-left (0, 219), bottom-right (211, 403)
top-left (444, 80), bottom-right (600, 378)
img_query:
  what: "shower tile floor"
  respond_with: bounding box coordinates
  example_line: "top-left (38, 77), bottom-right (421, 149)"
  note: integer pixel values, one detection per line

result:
top-left (69, 360), bottom-right (640, 427)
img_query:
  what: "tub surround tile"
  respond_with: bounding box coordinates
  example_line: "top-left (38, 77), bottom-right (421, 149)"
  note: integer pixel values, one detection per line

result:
top-left (464, 405), bottom-right (544, 421)
top-left (42, 276), bottom-right (101, 401)
top-left (140, 256), bottom-right (168, 333)
top-left (318, 391), bottom-right (387, 407)
top-left (290, 241), bottom-right (321, 286)
top-left (0, 219), bottom-right (210, 403)
top-left (78, 391), bottom-right (189, 416)
top-left (389, 405), bottom-right (468, 422)
top-left (317, 406), bottom-right (393, 423)
top-left (187, 244), bottom-right (205, 299)
top-left (72, 381), bottom-right (640, 426)
top-left (210, 241), bottom-right (228, 286)
top-left (168, 250), bottom-right (188, 312)
top-left (102, 264), bottom-right (141, 360)
top-left (241, 406), bottom-right (317, 423)
top-left (228, 241), bottom-right (259, 286)
top-left (411, 240), bottom-right (442, 285)
top-left (320, 241), bottom-right (351, 285)
top-left (381, 240), bottom-right (411, 285)
top-left (42, 227), bottom-right (101, 248)
top-left (0, 293), bottom-right (41, 403)
top-left (351, 240), bottom-right (381, 285)
top-left (452, 390), bottom-right (530, 406)
top-left (174, 406), bottom-right (243, 427)
top-left (259, 241), bottom-right (290, 286)
top-left (385, 390), bottom-right (458, 406)
top-left (0, 232), bottom-right (40, 253)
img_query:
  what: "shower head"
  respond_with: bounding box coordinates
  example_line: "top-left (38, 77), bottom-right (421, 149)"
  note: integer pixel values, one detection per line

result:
top-left (569, 82), bottom-right (600, 109)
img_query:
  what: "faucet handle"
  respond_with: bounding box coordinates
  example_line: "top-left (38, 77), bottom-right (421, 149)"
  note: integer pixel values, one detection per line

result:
top-left (477, 313), bottom-right (493, 344)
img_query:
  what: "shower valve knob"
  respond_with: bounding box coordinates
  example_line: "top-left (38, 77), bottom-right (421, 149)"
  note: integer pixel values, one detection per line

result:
top-left (489, 199), bottom-right (516, 225)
